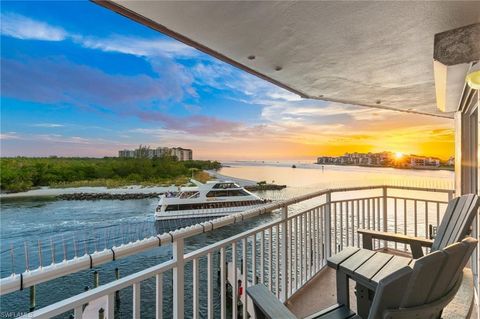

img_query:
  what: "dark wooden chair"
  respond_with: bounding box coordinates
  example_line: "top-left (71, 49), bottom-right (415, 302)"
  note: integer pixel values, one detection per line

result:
top-left (247, 237), bottom-right (477, 319)
top-left (358, 193), bottom-right (480, 258)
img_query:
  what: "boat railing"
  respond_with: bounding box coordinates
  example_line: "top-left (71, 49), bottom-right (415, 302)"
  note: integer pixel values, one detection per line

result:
top-left (6, 185), bottom-right (479, 319)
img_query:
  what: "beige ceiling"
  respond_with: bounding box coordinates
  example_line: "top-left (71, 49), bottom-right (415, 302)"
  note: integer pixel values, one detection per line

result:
top-left (97, 1), bottom-right (480, 118)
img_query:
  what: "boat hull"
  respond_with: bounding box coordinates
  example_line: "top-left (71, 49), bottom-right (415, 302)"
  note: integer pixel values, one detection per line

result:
top-left (154, 204), bottom-right (264, 221)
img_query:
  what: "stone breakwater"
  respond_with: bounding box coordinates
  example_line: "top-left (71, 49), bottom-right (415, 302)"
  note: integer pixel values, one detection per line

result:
top-left (245, 184), bottom-right (287, 191)
top-left (56, 184), bottom-right (287, 200)
top-left (57, 192), bottom-right (163, 200)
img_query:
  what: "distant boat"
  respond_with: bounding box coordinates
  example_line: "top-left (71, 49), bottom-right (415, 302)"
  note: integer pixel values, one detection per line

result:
top-left (155, 180), bottom-right (268, 220)
top-left (292, 165), bottom-right (296, 168)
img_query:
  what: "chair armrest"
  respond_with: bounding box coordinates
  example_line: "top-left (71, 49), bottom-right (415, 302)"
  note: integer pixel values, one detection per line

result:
top-left (246, 284), bottom-right (297, 319)
top-left (358, 229), bottom-right (433, 258)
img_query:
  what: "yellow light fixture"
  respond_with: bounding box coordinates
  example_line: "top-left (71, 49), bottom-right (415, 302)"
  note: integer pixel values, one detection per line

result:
top-left (466, 70), bottom-right (480, 90)
top-left (466, 62), bottom-right (480, 90)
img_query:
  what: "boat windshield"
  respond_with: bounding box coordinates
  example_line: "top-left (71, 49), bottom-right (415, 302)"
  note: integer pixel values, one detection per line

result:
top-left (212, 183), bottom-right (240, 189)
top-left (206, 189), bottom-right (250, 197)
top-left (164, 191), bottom-right (200, 199)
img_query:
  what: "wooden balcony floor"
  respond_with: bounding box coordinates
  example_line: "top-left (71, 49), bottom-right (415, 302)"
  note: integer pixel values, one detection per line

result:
top-left (286, 267), bottom-right (357, 318)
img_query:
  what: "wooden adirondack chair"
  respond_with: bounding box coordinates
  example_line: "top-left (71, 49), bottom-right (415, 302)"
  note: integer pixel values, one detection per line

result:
top-left (358, 193), bottom-right (480, 258)
top-left (247, 237), bottom-right (478, 319)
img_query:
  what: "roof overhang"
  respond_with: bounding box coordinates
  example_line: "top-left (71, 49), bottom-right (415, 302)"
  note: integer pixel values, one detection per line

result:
top-left (94, 1), bottom-right (480, 119)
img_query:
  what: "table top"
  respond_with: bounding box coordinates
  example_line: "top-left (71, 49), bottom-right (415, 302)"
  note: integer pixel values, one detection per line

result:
top-left (327, 247), bottom-right (414, 291)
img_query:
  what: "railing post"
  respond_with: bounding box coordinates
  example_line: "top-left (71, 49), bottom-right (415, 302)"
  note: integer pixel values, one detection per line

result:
top-left (325, 192), bottom-right (332, 258)
top-left (280, 205), bottom-right (288, 302)
top-left (172, 238), bottom-right (185, 319)
top-left (382, 186), bottom-right (388, 248)
top-left (447, 190), bottom-right (454, 201)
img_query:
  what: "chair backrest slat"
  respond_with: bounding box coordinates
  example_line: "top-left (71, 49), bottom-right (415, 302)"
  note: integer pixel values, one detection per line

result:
top-left (431, 194), bottom-right (479, 251)
top-left (427, 237), bottom-right (477, 302)
top-left (369, 237), bottom-right (478, 319)
top-left (400, 250), bottom-right (446, 307)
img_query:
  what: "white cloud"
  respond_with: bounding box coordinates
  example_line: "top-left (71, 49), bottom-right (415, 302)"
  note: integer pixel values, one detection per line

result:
top-left (76, 35), bottom-right (198, 58)
top-left (1, 13), bottom-right (67, 41)
top-left (1, 13), bottom-right (197, 60)
top-left (0, 132), bottom-right (21, 140)
top-left (32, 123), bottom-right (65, 128)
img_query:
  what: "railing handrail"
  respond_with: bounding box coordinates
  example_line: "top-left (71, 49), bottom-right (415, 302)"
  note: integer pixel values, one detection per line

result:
top-left (18, 260), bottom-right (176, 319)
top-left (1, 184), bottom-right (453, 296)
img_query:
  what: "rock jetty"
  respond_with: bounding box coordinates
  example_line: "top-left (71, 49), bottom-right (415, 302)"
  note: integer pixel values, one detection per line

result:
top-left (57, 192), bottom-right (163, 201)
top-left (56, 184), bottom-right (286, 200)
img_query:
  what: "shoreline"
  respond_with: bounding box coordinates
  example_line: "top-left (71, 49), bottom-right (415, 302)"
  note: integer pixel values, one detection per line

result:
top-left (0, 171), bottom-right (262, 199)
top-left (313, 163), bottom-right (454, 172)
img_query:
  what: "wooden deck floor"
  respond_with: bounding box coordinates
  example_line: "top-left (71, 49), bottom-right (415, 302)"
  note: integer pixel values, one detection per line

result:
top-left (286, 267), bottom-right (356, 318)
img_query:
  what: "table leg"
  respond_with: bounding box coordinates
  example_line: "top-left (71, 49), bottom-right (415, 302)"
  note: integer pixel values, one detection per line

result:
top-left (355, 283), bottom-right (372, 318)
top-left (336, 270), bottom-right (349, 308)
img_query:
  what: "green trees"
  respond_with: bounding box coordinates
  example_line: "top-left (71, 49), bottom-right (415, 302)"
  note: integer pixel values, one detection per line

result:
top-left (0, 157), bottom-right (221, 192)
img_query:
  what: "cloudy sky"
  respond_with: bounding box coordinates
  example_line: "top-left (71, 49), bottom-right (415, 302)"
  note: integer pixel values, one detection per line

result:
top-left (1, 1), bottom-right (454, 160)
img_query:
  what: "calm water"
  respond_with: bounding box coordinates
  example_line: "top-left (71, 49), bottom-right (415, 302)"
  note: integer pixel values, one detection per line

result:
top-left (0, 163), bottom-right (453, 317)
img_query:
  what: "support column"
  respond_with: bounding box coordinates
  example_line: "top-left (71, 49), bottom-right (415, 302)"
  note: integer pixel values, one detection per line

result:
top-left (280, 205), bottom-right (288, 302)
top-left (172, 238), bottom-right (185, 319)
top-left (454, 105), bottom-right (478, 195)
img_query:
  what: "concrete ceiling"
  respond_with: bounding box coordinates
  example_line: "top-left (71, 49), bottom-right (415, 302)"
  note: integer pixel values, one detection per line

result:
top-left (97, 1), bottom-right (480, 118)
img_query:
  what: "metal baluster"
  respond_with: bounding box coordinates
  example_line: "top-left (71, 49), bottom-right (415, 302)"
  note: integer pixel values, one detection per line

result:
top-left (38, 240), bottom-right (43, 268)
top-left (345, 201), bottom-right (349, 247)
top-left (260, 230), bottom-right (264, 285)
top-left (252, 234), bottom-right (257, 286)
top-left (24, 241), bottom-right (30, 271)
top-left (436, 202), bottom-right (440, 227)
top-left (414, 200), bottom-right (418, 238)
top-left (294, 216), bottom-right (299, 290)
top-left (74, 307), bottom-right (83, 319)
top-left (208, 252), bottom-right (213, 319)
top-left (334, 203), bottom-right (338, 253)
top-left (340, 202), bottom-right (344, 250)
top-left (10, 244), bottom-right (15, 275)
top-left (366, 199), bottom-right (370, 231)
top-left (220, 247), bottom-right (226, 319)
top-left (106, 293), bottom-right (114, 319)
top-left (302, 214), bottom-right (307, 284)
top-left (425, 201), bottom-right (429, 239)
top-left (350, 201), bottom-right (355, 247)
top-left (404, 199), bottom-right (408, 251)
top-left (288, 218), bottom-right (293, 296)
top-left (132, 282), bottom-right (140, 319)
top-left (241, 239), bottom-right (247, 319)
top-left (275, 225), bottom-right (279, 297)
top-left (319, 206), bottom-right (324, 266)
top-left (305, 210), bottom-right (312, 281)
top-left (156, 273), bottom-right (163, 319)
top-left (394, 198), bottom-right (398, 250)
top-left (356, 200), bottom-right (360, 247)
top-left (232, 242), bottom-right (238, 319)
top-left (192, 258), bottom-right (199, 319)
top-left (268, 227), bottom-right (273, 290)
top-left (313, 208), bottom-right (318, 273)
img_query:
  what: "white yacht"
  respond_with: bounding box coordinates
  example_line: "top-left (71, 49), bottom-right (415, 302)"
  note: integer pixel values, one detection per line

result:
top-left (154, 180), bottom-right (268, 220)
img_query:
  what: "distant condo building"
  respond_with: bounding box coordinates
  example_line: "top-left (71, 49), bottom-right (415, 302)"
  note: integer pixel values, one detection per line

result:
top-left (317, 152), bottom-right (445, 168)
top-left (317, 152), bottom-right (393, 166)
top-left (118, 146), bottom-right (193, 161)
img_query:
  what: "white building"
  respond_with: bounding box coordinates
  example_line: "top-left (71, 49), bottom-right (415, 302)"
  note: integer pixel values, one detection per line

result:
top-left (170, 147), bottom-right (193, 161)
top-left (118, 146), bottom-right (193, 161)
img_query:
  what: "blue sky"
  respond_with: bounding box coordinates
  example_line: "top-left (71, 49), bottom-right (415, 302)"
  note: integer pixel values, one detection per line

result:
top-left (0, 1), bottom-right (454, 160)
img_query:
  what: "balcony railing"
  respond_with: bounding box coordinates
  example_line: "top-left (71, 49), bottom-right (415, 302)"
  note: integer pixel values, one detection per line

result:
top-left (9, 185), bottom-right (478, 319)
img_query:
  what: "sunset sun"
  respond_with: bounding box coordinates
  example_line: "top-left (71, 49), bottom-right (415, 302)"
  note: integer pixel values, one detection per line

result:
top-left (395, 152), bottom-right (404, 159)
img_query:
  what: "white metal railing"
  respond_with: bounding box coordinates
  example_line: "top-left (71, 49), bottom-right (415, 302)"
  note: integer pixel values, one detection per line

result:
top-left (11, 185), bottom-right (479, 319)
